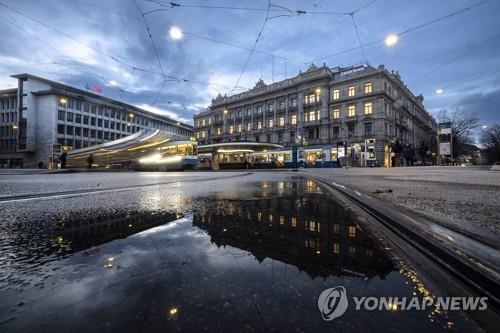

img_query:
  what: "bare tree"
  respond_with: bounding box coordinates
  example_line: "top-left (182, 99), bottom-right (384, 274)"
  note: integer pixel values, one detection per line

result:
top-left (437, 109), bottom-right (479, 158)
top-left (480, 124), bottom-right (500, 163)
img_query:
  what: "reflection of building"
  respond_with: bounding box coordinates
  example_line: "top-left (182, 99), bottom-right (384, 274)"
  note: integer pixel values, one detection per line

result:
top-left (193, 180), bottom-right (394, 279)
top-left (194, 64), bottom-right (437, 166)
top-left (0, 74), bottom-right (193, 168)
top-left (55, 210), bottom-right (180, 254)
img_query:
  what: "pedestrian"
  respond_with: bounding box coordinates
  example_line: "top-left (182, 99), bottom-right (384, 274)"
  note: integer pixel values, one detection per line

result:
top-left (86, 154), bottom-right (94, 169)
top-left (402, 143), bottom-right (414, 166)
top-left (60, 152), bottom-right (67, 169)
top-left (418, 141), bottom-right (428, 166)
top-left (391, 138), bottom-right (402, 167)
top-left (408, 144), bottom-right (415, 166)
top-left (38, 161), bottom-right (44, 169)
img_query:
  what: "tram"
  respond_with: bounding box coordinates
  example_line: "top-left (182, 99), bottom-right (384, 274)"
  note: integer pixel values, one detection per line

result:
top-left (66, 129), bottom-right (198, 171)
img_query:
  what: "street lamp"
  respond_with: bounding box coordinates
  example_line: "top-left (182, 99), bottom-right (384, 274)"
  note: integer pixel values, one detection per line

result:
top-left (385, 34), bottom-right (399, 47)
top-left (109, 80), bottom-right (117, 86)
top-left (129, 113), bottom-right (134, 118)
top-left (169, 26), bottom-right (183, 40)
top-left (436, 88), bottom-right (444, 94)
top-left (482, 125), bottom-right (488, 129)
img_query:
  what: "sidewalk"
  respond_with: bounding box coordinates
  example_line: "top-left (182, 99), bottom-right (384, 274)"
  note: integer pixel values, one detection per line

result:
top-left (301, 166), bottom-right (500, 249)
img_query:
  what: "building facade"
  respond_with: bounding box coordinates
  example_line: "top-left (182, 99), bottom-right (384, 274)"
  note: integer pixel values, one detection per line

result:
top-left (194, 64), bottom-right (437, 166)
top-left (0, 74), bottom-right (193, 168)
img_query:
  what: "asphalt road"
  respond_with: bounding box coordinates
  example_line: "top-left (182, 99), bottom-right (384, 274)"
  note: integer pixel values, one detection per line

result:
top-left (0, 171), bottom-right (482, 332)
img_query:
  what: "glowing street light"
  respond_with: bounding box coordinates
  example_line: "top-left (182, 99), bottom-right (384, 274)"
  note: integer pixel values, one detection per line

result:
top-left (109, 80), bottom-right (117, 86)
top-left (12, 124), bottom-right (18, 130)
top-left (169, 26), bottom-right (183, 40)
top-left (385, 34), bottom-right (399, 47)
top-left (482, 125), bottom-right (488, 129)
top-left (436, 88), bottom-right (444, 94)
top-left (129, 113), bottom-right (134, 118)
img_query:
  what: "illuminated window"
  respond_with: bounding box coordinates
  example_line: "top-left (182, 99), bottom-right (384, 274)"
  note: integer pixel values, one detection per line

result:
top-left (348, 225), bottom-right (357, 238)
top-left (279, 117), bottom-right (285, 126)
top-left (257, 121), bottom-right (262, 130)
top-left (208, 118), bottom-right (212, 125)
top-left (279, 216), bottom-right (285, 225)
top-left (216, 127), bottom-right (221, 135)
top-left (247, 122), bottom-right (252, 131)
top-left (306, 220), bottom-right (320, 232)
top-left (308, 111), bottom-right (316, 122)
top-left (291, 216), bottom-right (297, 227)
top-left (348, 105), bottom-right (356, 117)
top-left (364, 102), bottom-right (373, 114)
top-left (269, 214), bottom-right (273, 223)
top-left (348, 86), bottom-right (355, 97)
top-left (291, 114), bottom-right (297, 125)
top-left (332, 108), bottom-right (340, 119)
top-left (268, 119), bottom-right (273, 128)
top-left (238, 124), bottom-right (242, 132)
top-left (229, 125), bottom-right (234, 134)
top-left (333, 89), bottom-right (340, 100)
top-left (364, 82), bottom-right (372, 94)
top-left (333, 242), bottom-right (340, 254)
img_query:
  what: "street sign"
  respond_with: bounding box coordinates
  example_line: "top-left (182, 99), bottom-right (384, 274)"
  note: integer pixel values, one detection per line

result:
top-left (439, 142), bottom-right (451, 156)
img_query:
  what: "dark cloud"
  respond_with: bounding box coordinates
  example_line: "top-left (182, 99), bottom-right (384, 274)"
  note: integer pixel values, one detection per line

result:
top-left (0, 0), bottom-right (499, 125)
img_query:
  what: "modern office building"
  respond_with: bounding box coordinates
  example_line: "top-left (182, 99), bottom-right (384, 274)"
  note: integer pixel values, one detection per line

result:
top-left (194, 63), bottom-right (437, 166)
top-left (0, 73), bottom-right (193, 168)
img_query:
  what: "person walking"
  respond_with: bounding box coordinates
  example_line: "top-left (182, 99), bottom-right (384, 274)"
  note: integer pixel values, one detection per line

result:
top-left (60, 152), bottom-right (67, 169)
top-left (418, 141), bottom-right (428, 166)
top-left (86, 154), bottom-right (94, 169)
top-left (408, 144), bottom-right (415, 166)
top-left (392, 138), bottom-right (402, 167)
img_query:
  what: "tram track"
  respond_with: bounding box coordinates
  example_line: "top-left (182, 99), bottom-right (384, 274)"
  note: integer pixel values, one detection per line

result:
top-left (0, 172), bottom-right (252, 204)
top-left (311, 177), bottom-right (500, 326)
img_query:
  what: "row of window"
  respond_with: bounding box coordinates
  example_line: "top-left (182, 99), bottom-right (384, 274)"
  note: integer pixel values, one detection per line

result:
top-left (57, 124), bottom-right (141, 138)
top-left (332, 82), bottom-right (372, 100)
top-left (197, 99), bottom-right (301, 127)
top-left (0, 112), bottom-right (17, 124)
top-left (0, 139), bottom-right (17, 152)
top-left (57, 97), bottom-right (188, 135)
top-left (0, 98), bottom-right (16, 110)
top-left (197, 91), bottom-right (374, 129)
top-left (57, 109), bottom-right (189, 136)
top-left (331, 102), bottom-right (373, 119)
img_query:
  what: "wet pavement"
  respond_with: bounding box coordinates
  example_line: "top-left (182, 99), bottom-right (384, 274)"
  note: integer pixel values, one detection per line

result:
top-left (0, 173), bottom-right (480, 332)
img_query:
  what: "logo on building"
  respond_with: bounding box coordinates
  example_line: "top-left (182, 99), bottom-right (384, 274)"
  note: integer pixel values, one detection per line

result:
top-left (85, 83), bottom-right (102, 94)
top-left (317, 286), bottom-right (349, 321)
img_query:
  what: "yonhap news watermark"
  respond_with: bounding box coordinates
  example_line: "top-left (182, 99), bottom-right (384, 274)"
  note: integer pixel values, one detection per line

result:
top-left (317, 286), bottom-right (488, 321)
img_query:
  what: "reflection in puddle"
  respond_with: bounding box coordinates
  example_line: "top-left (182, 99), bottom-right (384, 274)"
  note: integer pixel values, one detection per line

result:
top-left (193, 180), bottom-right (394, 280)
top-left (0, 178), bottom-right (479, 332)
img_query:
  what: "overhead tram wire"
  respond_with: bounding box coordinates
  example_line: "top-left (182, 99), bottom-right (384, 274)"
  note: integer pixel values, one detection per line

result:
top-left (132, 0), bottom-right (177, 105)
top-left (410, 32), bottom-right (500, 84)
top-left (76, 1), bottom-right (308, 66)
top-left (182, 31), bottom-right (307, 65)
top-left (230, 1), bottom-right (272, 93)
top-left (0, 1), bottom-right (249, 93)
top-left (308, 0), bottom-right (491, 64)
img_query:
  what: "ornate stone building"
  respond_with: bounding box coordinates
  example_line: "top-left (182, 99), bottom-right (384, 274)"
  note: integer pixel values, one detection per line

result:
top-left (194, 63), bottom-right (437, 166)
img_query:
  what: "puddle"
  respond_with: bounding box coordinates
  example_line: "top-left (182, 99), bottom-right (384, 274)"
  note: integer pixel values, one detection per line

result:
top-left (0, 178), bottom-right (479, 332)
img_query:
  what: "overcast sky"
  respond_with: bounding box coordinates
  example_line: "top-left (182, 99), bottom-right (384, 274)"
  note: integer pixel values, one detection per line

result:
top-left (0, 0), bottom-right (499, 128)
